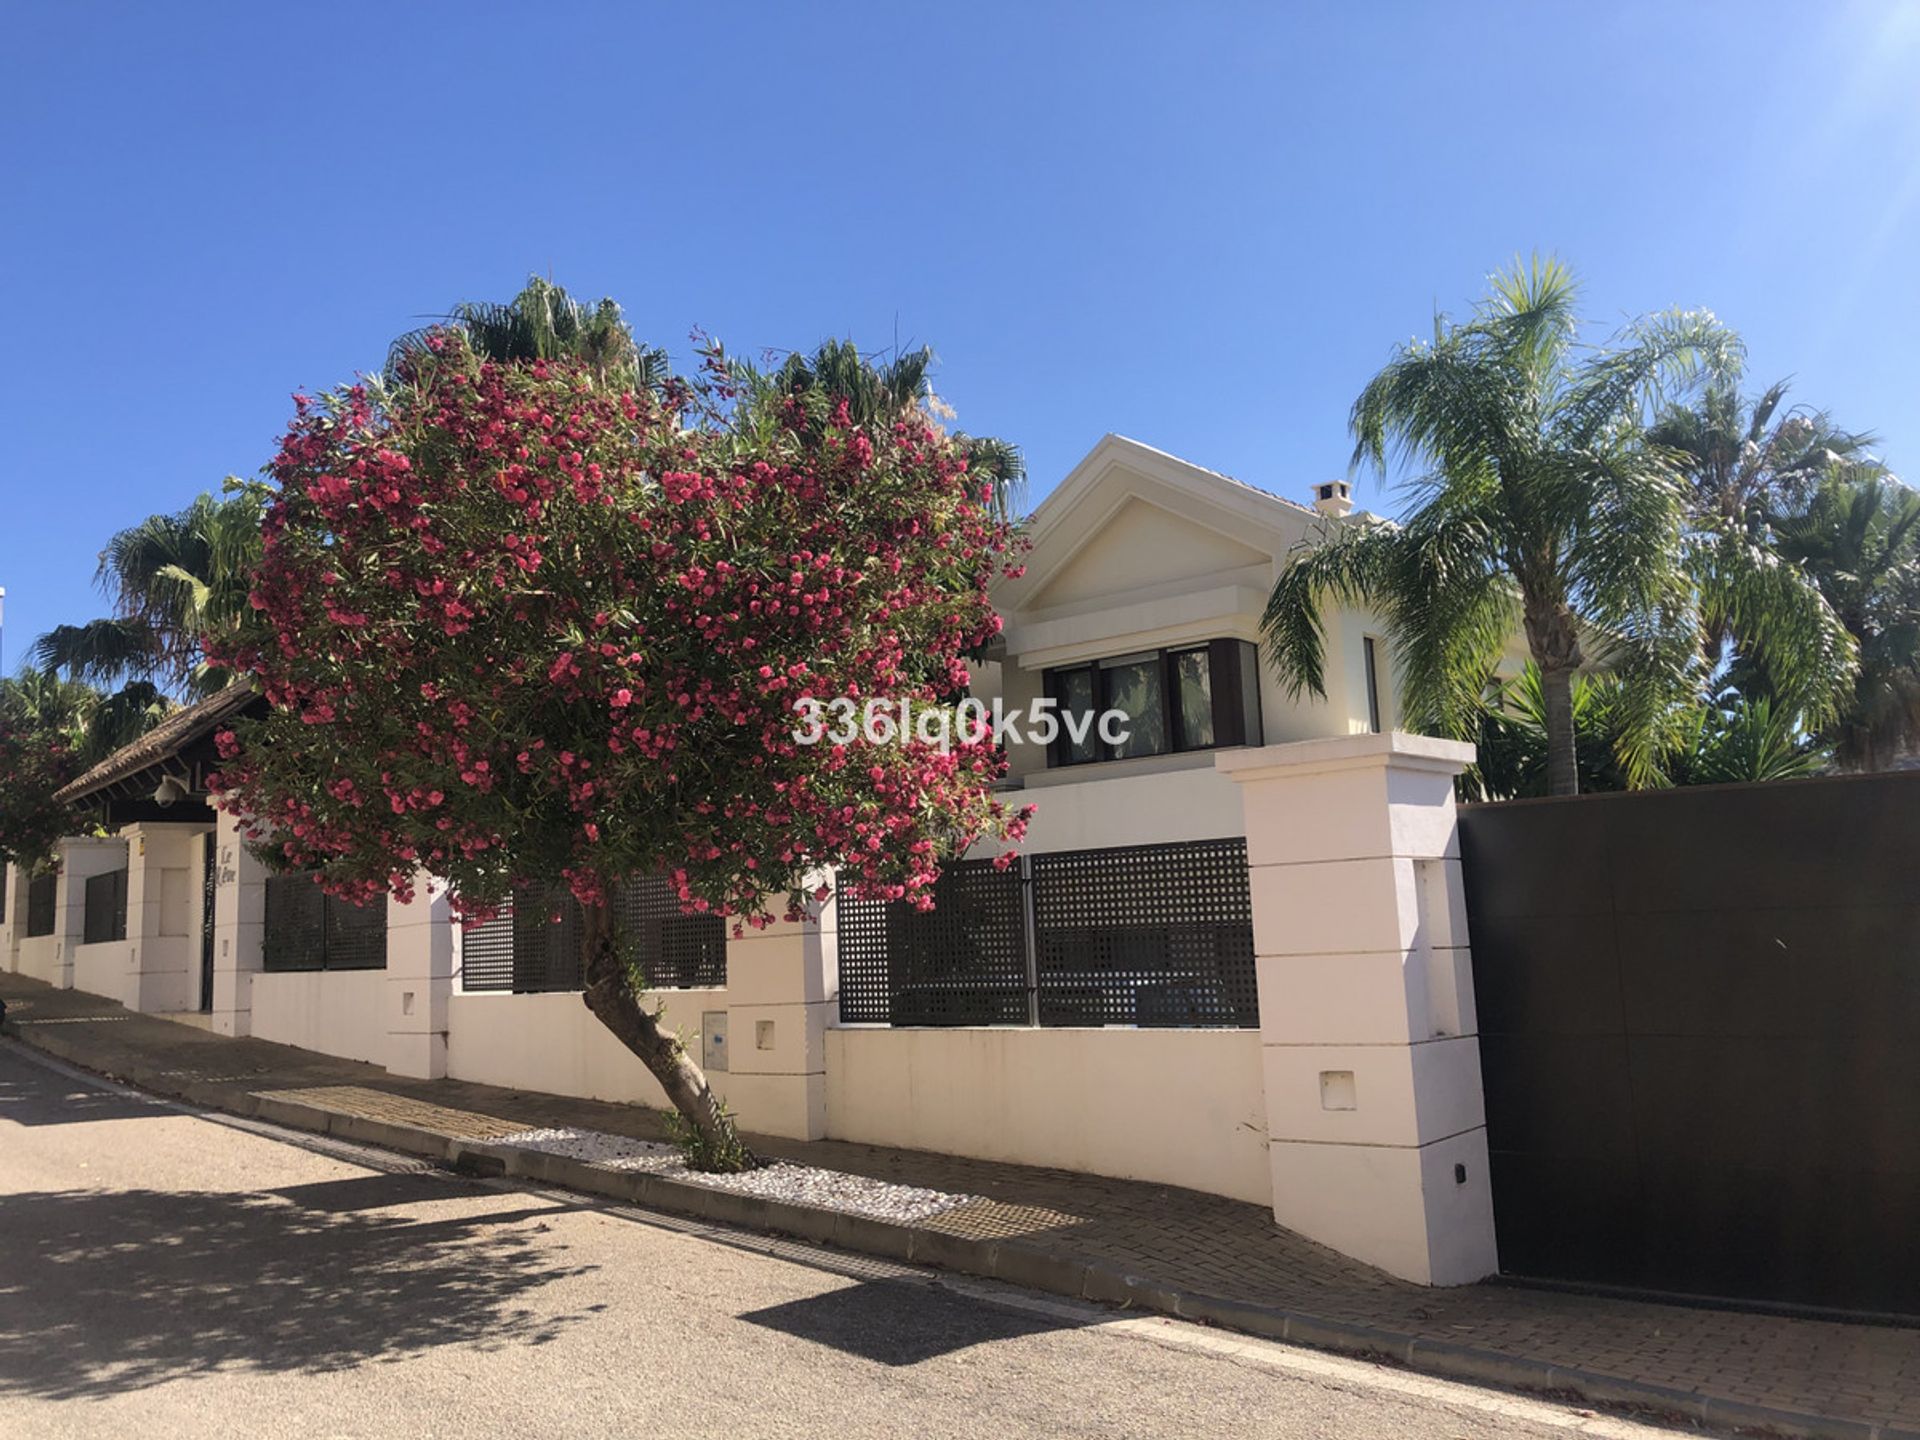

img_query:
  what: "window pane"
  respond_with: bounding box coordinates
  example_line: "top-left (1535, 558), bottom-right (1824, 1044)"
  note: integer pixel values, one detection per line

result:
top-left (1055, 667), bottom-right (1099, 764)
top-left (1363, 636), bottom-right (1382, 734)
top-left (1236, 640), bottom-right (1264, 745)
top-left (1102, 657), bottom-right (1167, 758)
top-left (1173, 649), bottom-right (1214, 749)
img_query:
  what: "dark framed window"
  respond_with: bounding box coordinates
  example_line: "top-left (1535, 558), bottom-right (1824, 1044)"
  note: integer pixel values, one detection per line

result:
top-left (25, 872), bottom-right (57, 938)
top-left (1044, 639), bottom-right (1263, 767)
top-left (83, 869), bottom-right (129, 945)
top-left (1363, 635), bottom-right (1384, 734)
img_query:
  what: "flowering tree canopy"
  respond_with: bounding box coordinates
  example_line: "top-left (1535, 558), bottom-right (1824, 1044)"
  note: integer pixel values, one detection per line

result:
top-left (0, 721), bottom-right (78, 872)
top-left (209, 323), bottom-right (1027, 1165)
top-left (0, 668), bottom-right (113, 871)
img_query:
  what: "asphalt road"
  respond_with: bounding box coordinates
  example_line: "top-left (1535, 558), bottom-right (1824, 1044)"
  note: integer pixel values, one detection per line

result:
top-left (0, 1040), bottom-right (1693, 1440)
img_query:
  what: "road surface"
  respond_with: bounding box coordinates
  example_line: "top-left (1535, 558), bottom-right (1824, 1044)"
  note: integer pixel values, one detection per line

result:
top-left (0, 1039), bottom-right (1692, 1439)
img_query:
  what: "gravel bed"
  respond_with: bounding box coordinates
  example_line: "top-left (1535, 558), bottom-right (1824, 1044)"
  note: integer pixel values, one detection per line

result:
top-left (491, 1125), bottom-right (973, 1223)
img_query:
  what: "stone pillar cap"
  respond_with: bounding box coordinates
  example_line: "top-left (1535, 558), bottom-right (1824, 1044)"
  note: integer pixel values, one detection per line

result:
top-left (1214, 731), bottom-right (1475, 782)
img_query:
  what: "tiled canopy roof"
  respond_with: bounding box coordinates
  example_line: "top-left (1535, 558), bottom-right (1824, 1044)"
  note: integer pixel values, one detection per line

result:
top-left (53, 680), bottom-right (260, 803)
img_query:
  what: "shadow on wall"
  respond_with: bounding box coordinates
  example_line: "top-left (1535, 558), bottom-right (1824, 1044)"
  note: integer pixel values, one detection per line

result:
top-left (0, 1173), bottom-right (600, 1401)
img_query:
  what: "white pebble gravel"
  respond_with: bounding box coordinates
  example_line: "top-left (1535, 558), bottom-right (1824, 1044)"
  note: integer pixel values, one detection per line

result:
top-left (491, 1125), bottom-right (974, 1223)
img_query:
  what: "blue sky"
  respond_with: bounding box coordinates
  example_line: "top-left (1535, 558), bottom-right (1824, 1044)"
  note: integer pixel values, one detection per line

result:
top-left (3, 1), bottom-right (1916, 665)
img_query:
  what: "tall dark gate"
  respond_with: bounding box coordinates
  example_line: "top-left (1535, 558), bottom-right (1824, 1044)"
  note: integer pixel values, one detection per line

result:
top-left (200, 831), bottom-right (217, 1011)
top-left (1460, 771), bottom-right (1920, 1314)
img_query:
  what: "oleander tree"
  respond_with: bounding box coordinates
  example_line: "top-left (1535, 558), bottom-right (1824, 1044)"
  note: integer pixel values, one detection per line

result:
top-left (208, 320), bottom-right (1028, 1169)
top-left (0, 670), bottom-right (93, 870)
top-left (0, 725), bottom-right (76, 872)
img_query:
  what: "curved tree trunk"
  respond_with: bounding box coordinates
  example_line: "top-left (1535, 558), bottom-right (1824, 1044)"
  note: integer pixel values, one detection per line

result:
top-left (577, 894), bottom-right (754, 1170)
top-left (1540, 663), bottom-right (1580, 797)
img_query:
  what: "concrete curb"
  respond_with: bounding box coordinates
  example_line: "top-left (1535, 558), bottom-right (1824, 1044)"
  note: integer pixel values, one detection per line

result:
top-left (8, 1019), bottom-right (1914, 1440)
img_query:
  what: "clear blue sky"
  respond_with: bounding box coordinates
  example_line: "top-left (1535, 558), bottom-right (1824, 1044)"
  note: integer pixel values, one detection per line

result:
top-left (3, 2), bottom-right (1916, 665)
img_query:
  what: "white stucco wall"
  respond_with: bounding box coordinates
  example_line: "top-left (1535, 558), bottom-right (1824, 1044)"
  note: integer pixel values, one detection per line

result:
top-left (824, 1026), bottom-right (1271, 1205)
top-left (446, 988), bottom-right (728, 1111)
top-left (13, 934), bottom-right (63, 986)
top-left (1007, 758), bottom-right (1247, 852)
top-left (251, 969), bottom-right (391, 1067)
top-left (71, 940), bottom-right (138, 1008)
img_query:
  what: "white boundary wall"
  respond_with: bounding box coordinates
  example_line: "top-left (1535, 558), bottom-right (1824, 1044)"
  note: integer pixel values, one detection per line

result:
top-left (7, 732), bottom-right (1497, 1288)
top-left (251, 969), bottom-right (391, 1067)
top-left (824, 1026), bottom-right (1270, 1204)
top-left (446, 988), bottom-right (726, 1110)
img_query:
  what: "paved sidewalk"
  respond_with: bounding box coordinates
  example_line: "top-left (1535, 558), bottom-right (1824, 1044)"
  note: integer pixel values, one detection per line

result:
top-left (4, 972), bottom-right (1917, 1439)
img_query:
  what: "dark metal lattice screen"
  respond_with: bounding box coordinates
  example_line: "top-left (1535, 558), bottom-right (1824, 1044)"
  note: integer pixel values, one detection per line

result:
top-left (460, 907), bottom-right (517, 993)
top-left (836, 839), bottom-right (1258, 1029)
top-left (1031, 840), bottom-right (1258, 1027)
top-left (25, 872), bottom-right (58, 938)
top-left (82, 868), bottom-right (129, 945)
top-left (837, 860), bottom-right (1030, 1026)
top-left (263, 873), bottom-right (388, 972)
top-left (460, 872), bottom-right (727, 993)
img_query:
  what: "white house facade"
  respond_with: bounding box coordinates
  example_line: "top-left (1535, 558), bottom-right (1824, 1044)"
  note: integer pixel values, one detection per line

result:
top-left (2, 434), bottom-right (1498, 1288)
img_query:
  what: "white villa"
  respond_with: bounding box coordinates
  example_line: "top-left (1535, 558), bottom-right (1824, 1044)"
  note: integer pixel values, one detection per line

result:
top-left (2, 435), bottom-right (1496, 1288)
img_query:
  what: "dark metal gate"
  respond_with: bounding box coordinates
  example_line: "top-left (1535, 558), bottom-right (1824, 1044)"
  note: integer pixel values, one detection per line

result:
top-left (200, 831), bottom-right (217, 1011)
top-left (1460, 771), bottom-right (1920, 1314)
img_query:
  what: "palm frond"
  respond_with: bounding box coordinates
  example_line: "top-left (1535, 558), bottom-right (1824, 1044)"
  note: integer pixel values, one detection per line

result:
top-left (1261, 521), bottom-right (1404, 702)
top-left (29, 618), bottom-right (162, 687)
top-left (385, 276), bottom-right (668, 390)
top-left (1553, 307), bottom-right (1743, 449)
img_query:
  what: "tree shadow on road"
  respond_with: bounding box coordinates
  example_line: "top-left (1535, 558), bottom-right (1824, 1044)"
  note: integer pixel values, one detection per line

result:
top-left (0, 1061), bottom-right (172, 1127)
top-left (0, 1173), bottom-right (600, 1401)
top-left (740, 1277), bottom-right (1092, 1365)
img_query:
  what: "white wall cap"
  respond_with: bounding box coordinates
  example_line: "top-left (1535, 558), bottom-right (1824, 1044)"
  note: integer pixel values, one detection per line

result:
top-left (1215, 731), bottom-right (1475, 782)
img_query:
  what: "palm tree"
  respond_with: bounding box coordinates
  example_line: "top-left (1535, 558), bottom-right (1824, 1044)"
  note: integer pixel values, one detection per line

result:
top-left (1262, 256), bottom-right (1856, 795)
top-left (1665, 693), bottom-right (1829, 785)
top-left (724, 338), bottom-right (1026, 520)
top-left (0, 666), bottom-right (97, 746)
top-left (386, 275), bottom-right (670, 391)
top-left (1651, 378), bottom-right (1881, 525)
top-left (1772, 472), bottom-right (1920, 769)
top-left (1465, 666), bottom-right (1826, 797)
top-left (0, 665), bottom-right (167, 769)
top-left (33, 490), bottom-right (265, 698)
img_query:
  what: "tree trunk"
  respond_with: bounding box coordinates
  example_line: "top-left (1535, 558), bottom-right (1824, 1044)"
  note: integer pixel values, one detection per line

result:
top-left (577, 895), bottom-right (755, 1170)
top-left (1540, 663), bottom-right (1580, 797)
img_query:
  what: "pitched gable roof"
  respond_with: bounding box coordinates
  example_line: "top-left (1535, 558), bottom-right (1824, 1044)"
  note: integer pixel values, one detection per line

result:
top-left (55, 681), bottom-right (261, 804)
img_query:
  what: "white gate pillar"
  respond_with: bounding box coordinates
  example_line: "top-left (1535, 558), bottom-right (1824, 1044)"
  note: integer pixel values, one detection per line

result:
top-left (209, 809), bottom-right (267, 1035)
top-left (1, 864), bottom-right (19, 972)
top-left (118, 822), bottom-right (209, 1014)
top-left (55, 836), bottom-right (128, 993)
top-left (385, 873), bottom-right (453, 1079)
top-left (719, 892), bottom-right (836, 1140)
top-left (1217, 732), bottom-right (1498, 1286)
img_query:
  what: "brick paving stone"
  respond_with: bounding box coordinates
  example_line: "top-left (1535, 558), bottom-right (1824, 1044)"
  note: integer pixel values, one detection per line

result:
top-left (4, 971), bottom-right (1918, 1433)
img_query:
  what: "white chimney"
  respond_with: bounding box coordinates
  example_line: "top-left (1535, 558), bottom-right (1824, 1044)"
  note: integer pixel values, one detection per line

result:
top-left (1312, 480), bottom-right (1354, 518)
